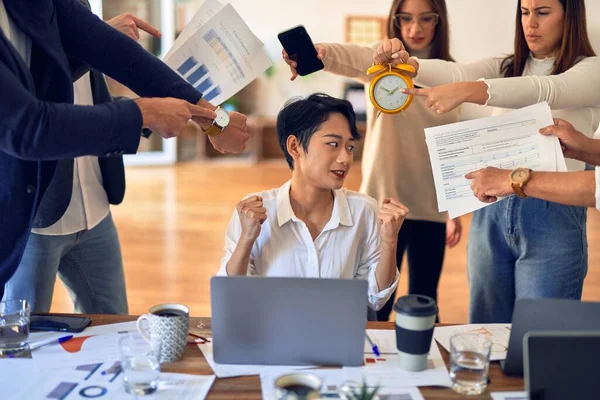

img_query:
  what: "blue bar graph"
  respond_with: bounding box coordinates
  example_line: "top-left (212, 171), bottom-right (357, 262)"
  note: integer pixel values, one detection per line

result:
top-left (177, 56), bottom-right (198, 76)
top-left (204, 86), bottom-right (221, 102)
top-left (47, 382), bottom-right (78, 400)
top-left (195, 78), bottom-right (213, 94)
top-left (186, 65), bottom-right (209, 85)
top-left (76, 363), bottom-right (102, 380)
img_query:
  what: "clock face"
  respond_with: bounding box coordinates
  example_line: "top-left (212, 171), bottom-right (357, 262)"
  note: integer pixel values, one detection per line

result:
top-left (373, 75), bottom-right (410, 111)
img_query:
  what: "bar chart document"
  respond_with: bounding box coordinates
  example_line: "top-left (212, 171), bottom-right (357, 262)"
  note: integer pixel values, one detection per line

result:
top-left (425, 102), bottom-right (566, 218)
top-left (164, 2), bottom-right (271, 106)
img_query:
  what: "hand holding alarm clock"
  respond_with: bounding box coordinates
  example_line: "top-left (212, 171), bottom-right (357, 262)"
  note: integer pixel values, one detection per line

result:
top-left (372, 38), bottom-right (487, 115)
top-left (366, 63), bottom-right (416, 116)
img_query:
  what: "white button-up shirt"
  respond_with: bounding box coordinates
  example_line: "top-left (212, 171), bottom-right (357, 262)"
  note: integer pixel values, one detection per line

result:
top-left (0, 0), bottom-right (31, 66)
top-left (217, 180), bottom-right (399, 310)
top-left (31, 73), bottom-right (110, 235)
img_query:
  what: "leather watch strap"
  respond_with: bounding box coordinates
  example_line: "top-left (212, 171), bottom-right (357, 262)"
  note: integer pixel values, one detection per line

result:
top-left (512, 183), bottom-right (527, 198)
top-left (203, 125), bottom-right (221, 137)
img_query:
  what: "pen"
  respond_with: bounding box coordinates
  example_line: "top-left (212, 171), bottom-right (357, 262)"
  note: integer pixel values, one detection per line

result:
top-left (30, 335), bottom-right (73, 351)
top-left (365, 333), bottom-right (380, 356)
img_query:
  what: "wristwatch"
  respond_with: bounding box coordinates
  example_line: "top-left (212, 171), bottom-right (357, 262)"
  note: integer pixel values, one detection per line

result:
top-left (203, 107), bottom-right (230, 137)
top-left (509, 168), bottom-right (532, 198)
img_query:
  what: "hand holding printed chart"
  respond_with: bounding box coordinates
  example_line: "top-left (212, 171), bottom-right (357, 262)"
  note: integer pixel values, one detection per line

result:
top-left (163, 0), bottom-right (271, 106)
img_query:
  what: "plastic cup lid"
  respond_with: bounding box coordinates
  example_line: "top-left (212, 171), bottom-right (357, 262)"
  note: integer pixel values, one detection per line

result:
top-left (393, 295), bottom-right (437, 317)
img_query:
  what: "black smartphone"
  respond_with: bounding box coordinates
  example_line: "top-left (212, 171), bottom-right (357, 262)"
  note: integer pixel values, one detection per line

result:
top-left (278, 25), bottom-right (324, 76)
top-left (30, 315), bottom-right (92, 333)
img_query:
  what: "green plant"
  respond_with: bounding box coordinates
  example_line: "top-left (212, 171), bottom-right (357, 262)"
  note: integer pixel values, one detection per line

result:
top-left (342, 381), bottom-right (380, 400)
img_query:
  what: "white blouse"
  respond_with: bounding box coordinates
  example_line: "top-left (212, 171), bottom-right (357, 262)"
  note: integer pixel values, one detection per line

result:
top-left (217, 180), bottom-right (399, 311)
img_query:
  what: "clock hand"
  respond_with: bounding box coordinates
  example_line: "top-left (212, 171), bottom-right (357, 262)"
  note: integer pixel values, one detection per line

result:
top-left (380, 86), bottom-right (392, 94)
top-left (389, 86), bottom-right (402, 94)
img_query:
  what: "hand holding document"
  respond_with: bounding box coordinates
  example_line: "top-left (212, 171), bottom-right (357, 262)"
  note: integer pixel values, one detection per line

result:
top-left (163, 0), bottom-right (271, 106)
top-left (425, 102), bottom-right (567, 218)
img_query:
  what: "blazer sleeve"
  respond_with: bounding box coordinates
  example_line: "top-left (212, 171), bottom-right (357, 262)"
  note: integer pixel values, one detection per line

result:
top-left (54, 0), bottom-right (202, 104)
top-left (0, 60), bottom-right (142, 160)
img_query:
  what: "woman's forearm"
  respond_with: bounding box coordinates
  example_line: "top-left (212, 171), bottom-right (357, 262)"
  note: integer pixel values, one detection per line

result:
top-left (321, 43), bottom-right (377, 83)
top-left (225, 238), bottom-right (255, 276)
top-left (374, 243), bottom-right (398, 290)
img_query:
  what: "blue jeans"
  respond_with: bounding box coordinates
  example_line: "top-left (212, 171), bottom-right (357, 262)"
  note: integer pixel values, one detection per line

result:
top-left (2, 213), bottom-right (128, 314)
top-left (467, 197), bottom-right (587, 323)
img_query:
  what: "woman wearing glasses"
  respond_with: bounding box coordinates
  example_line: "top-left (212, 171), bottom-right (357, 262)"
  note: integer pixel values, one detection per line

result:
top-left (374, 0), bottom-right (599, 323)
top-left (282, 0), bottom-right (461, 322)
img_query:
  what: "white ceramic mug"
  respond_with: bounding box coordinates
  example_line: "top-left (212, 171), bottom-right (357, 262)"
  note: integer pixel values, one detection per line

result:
top-left (136, 303), bottom-right (190, 363)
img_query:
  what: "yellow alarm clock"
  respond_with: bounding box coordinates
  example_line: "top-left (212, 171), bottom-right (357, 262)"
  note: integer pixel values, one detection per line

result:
top-left (367, 63), bottom-right (416, 114)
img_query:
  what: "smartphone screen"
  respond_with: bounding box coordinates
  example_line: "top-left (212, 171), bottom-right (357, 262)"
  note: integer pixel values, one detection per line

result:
top-left (278, 25), bottom-right (324, 76)
top-left (30, 315), bottom-right (92, 332)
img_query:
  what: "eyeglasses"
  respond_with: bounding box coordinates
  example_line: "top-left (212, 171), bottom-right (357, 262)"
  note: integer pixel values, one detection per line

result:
top-left (393, 12), bottom-right (439, 29)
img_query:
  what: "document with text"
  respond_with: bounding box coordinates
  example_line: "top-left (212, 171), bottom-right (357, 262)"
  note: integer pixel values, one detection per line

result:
top-left (425, 102), bottom-right (566, 218)
top-left (163, 1), bottom-right (271, 106)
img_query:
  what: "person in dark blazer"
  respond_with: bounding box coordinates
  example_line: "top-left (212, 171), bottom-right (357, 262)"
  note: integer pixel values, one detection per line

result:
top-left (2, 7), bottom-right (163, 314)
top-left (0, 0), bottom-right (250, 302)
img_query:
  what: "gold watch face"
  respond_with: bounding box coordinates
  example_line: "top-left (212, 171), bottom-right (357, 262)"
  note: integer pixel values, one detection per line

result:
top-left (510, 168), bottom-right (529, 183)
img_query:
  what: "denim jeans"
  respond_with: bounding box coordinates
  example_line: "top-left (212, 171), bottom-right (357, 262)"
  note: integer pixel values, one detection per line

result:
top-left (467, 197), bottom-right (588, 323)
top-left (2, 213), bottom-right (128, 314)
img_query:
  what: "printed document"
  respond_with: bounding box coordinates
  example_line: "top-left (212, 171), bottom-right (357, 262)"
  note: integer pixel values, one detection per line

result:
top-left (425, 102), bottom-right (566, 218)
top-left (163, 1), bottom-right (271, 106)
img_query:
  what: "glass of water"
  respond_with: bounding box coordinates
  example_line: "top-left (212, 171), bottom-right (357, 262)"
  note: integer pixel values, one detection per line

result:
top-left (449, 333), bottom-right (492, 395)
top-left (119, 334), bottom-right (161, 397)
top-left (0, 299), bottom-right (31, 357)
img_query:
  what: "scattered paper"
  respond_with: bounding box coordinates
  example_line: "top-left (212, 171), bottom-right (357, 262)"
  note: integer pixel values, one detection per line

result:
top-left (345, 332), bottom-right (452, 389)
top-left (197, 339), bottom-right (314, 378)
top-left (425, 102), bottom-right (566, 218)
top-left (163, 2), bottom-right (271, 106)
top-left (364, 329), bottom-right (399, 355)
top-left (434, 324), bottom-right (511, 361)
top-left (10, 363), bottom-right (215, 400)
top-left (0, 359), bottom-right (38, 398)
top-left (491, 392), bottom-right (527, 400)
top-left (31, 322), bottom-right (146, 370)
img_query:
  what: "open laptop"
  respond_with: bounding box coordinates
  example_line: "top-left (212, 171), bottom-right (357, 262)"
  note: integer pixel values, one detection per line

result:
top-left (524, 331), bottom-right (600, 400)
top-left (210, 276), bottom-right (368, 366)
top-left (502, 298), bottom-right (600, 376)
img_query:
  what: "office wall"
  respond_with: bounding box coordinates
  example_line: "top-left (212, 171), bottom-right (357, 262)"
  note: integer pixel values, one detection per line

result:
top-left (228, 0), bottom-right (600, 117)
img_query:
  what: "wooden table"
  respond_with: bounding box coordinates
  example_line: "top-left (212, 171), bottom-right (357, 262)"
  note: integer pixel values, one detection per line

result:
top-left (78, 314), bottom-right (524, 399)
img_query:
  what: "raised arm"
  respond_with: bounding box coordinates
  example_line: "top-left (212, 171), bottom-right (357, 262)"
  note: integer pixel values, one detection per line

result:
top-left (481, 56), bottom-right (600, 110)
top-left (356, 198), bottom-right (405, 311)
top-left (218, 196), bottom-right (266, 276)
top-left (321, 43), bottom-right (378, 83)
top-left (372, 38), bottom-right (503, 87)
top-left (282, 42), bottom-right (377, 83)
top-left (55, 0), bottom-right (200, 104)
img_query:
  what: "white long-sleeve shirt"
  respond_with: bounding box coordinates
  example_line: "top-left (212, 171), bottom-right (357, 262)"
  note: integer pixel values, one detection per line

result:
top-left (414, 55), bottom-right (600, 172)
top-left (217, 180), bottom-right (399, 311)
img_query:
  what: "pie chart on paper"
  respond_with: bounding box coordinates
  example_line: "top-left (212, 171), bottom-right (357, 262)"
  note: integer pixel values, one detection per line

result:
top-left (60, 335), bottom-right (96, 353)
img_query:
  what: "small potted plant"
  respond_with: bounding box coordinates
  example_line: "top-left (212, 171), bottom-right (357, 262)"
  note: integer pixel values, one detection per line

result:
top-left (339, 381), bottom-right (380, 400)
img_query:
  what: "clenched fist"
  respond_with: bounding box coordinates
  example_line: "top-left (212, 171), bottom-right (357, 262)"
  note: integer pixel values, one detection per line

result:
top-left (378, 198), bottom-right (409, 246)
top-left (236, 196), bottom-right (267, 242)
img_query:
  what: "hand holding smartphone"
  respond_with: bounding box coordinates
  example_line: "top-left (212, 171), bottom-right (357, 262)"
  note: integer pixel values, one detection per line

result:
top-left (278, 25), bottom-right (324, 77)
